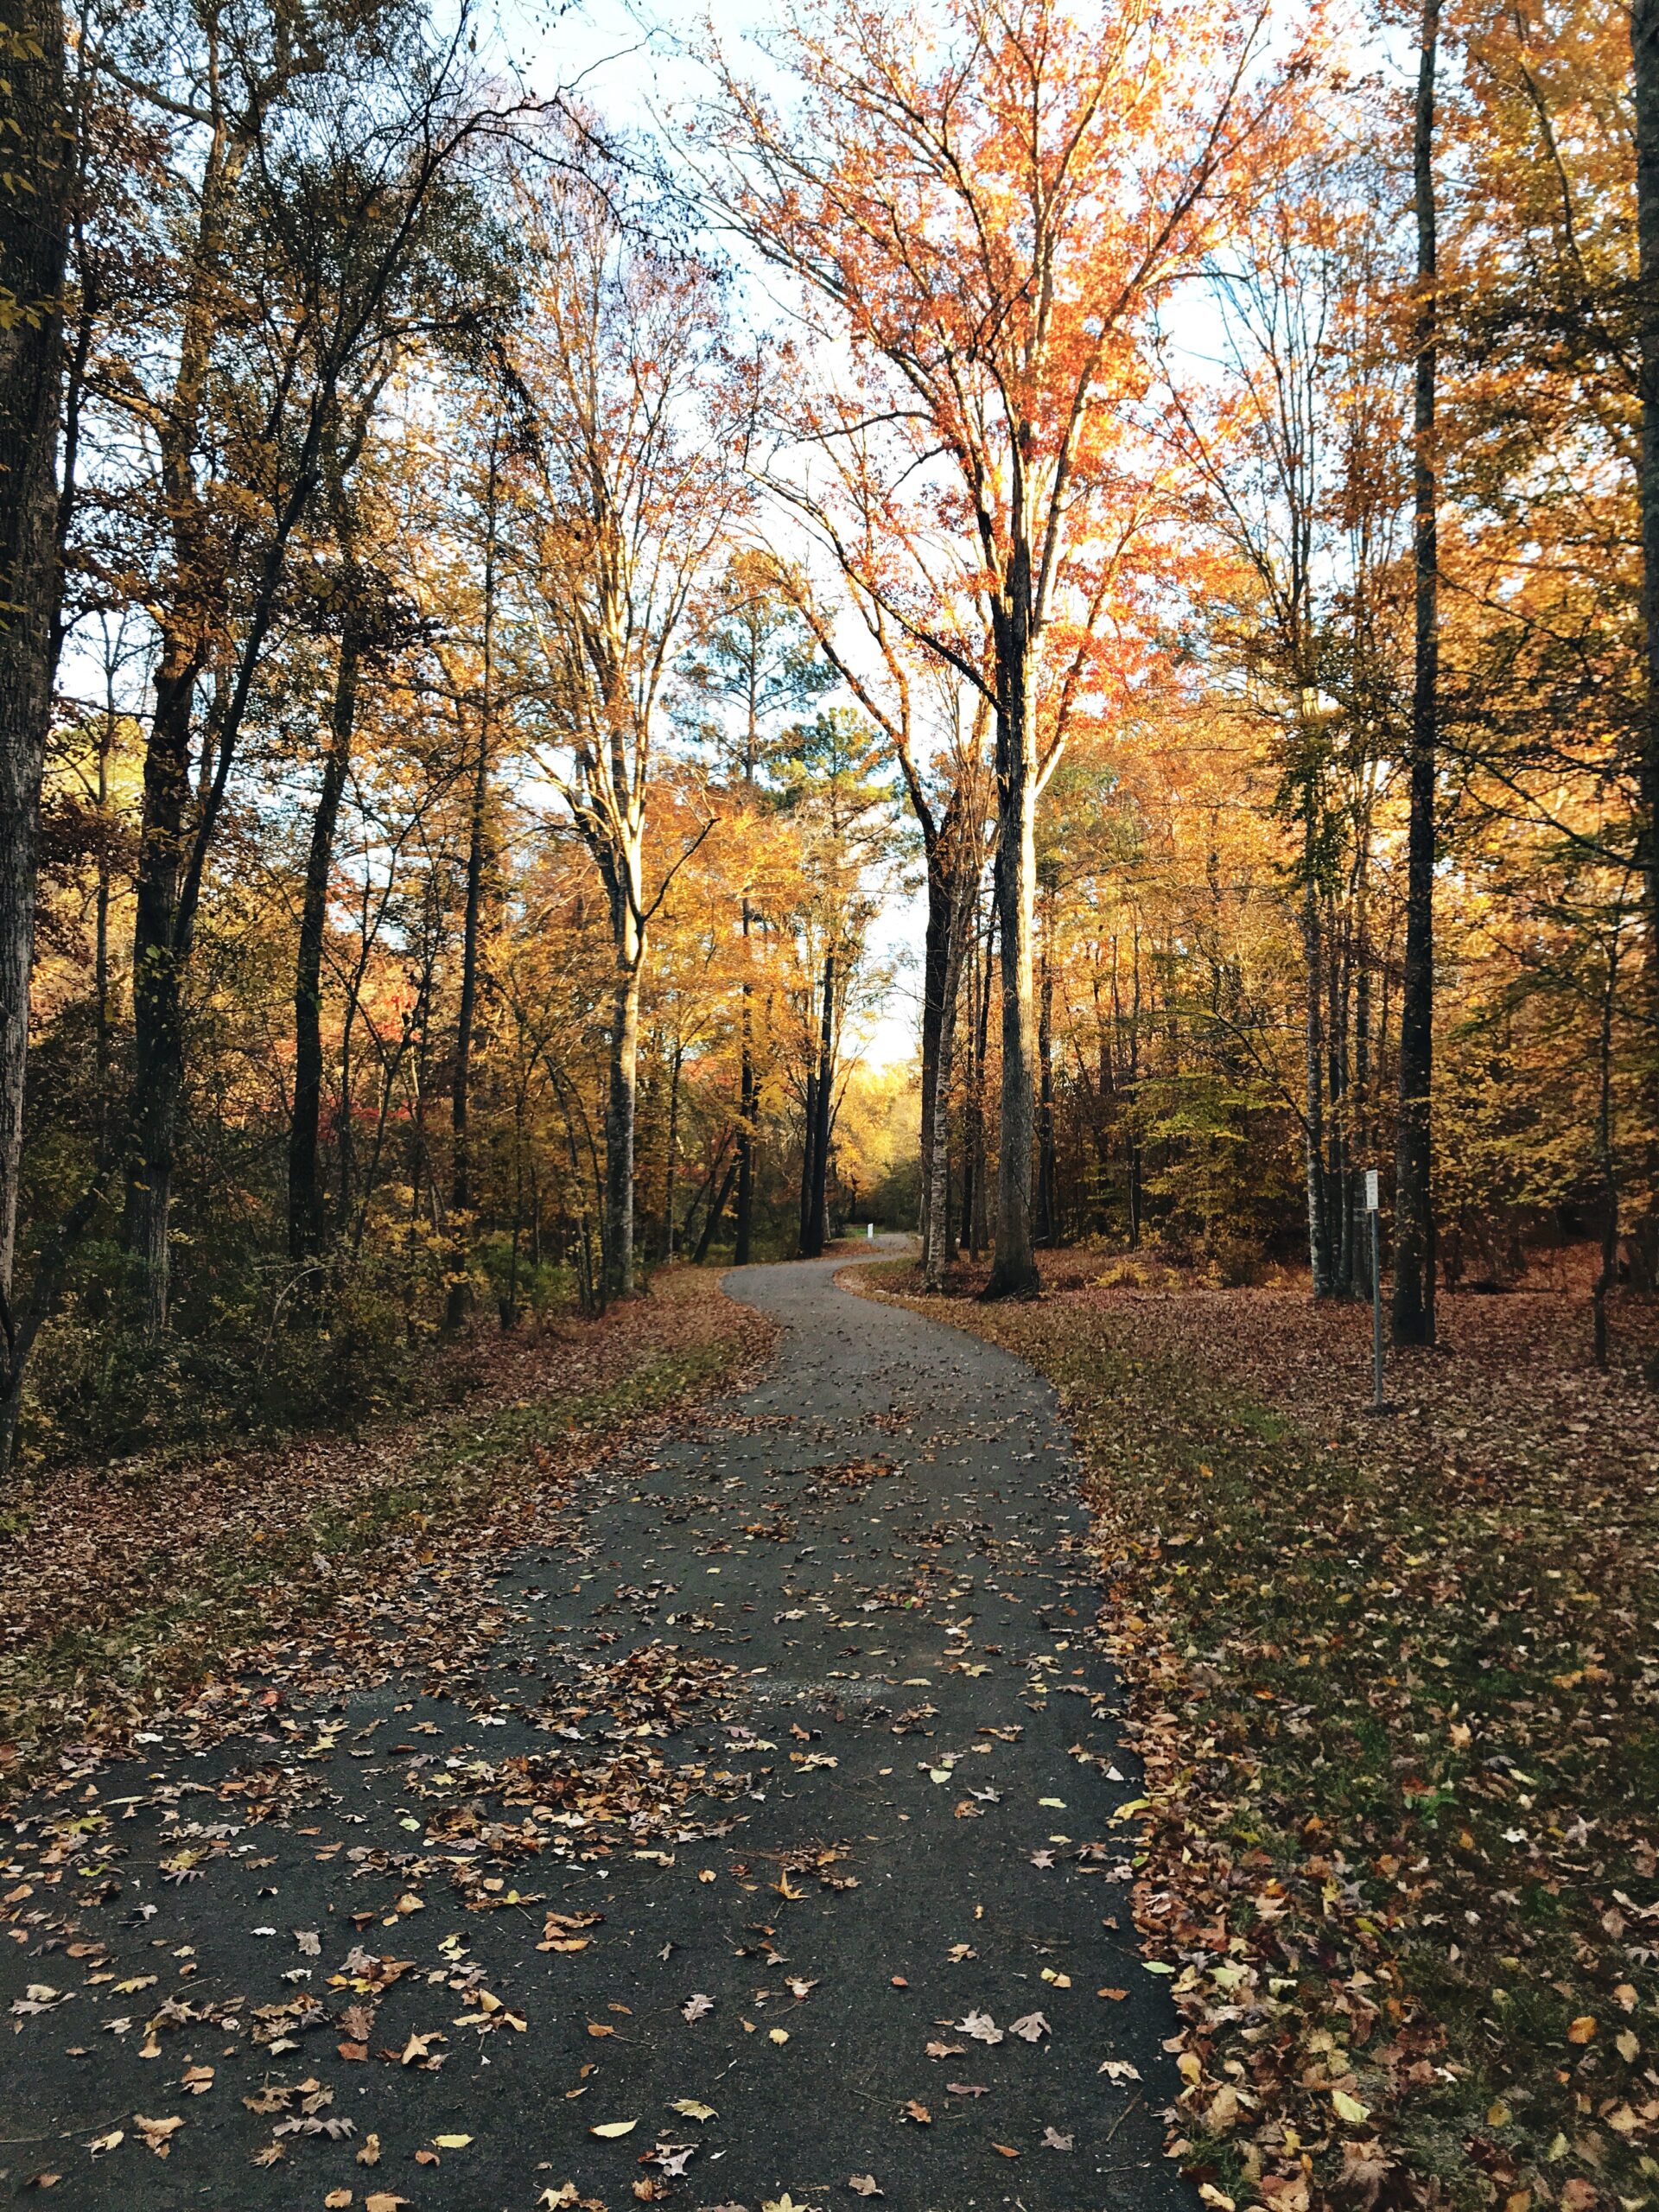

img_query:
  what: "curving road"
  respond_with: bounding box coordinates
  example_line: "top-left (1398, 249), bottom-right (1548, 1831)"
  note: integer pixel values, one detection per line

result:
top-left (0, 1248), bottom-right (1188, 2212)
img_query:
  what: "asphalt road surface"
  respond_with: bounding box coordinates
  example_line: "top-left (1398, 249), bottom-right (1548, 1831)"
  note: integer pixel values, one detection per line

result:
top-left (1, 1248), bottom-right (1190, 2212)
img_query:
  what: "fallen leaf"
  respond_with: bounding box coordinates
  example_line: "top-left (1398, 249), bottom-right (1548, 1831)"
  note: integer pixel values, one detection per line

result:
top-left (669, 2099), bottom-right (717, 2121)
top-left (683, 1993), bottom-right (714, 2022)
top-left (356, 2133), bottom-right (381, 2167)
top-left (1567, 2017), bottom-right (1597, 2045)
top-left (591, 2120), bottom-right (638, 2139)
top-left (325, 2194), bottom-right (353, 2209)
top-left (1042, 2127), bottom-right (1074, 2151)
top-left (132, 2114), bottom-right (183, 2158)
top-left (849, 2177), bottom-right (882, 2197)
top-left (1007, 2011), bottom-right (1049, 2041)
top-left (901, 2100), bottom-right (931, 2125)
top-left (434, 2133), bottom-right (473, 2149)
top-left (1098, 2059), bottom-right (1141, 2082)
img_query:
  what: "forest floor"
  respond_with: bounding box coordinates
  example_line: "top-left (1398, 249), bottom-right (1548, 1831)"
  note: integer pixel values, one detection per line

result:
top-left (0, 1245), bottom-right (1184, 2211)
top-left (860, 1249), bottom-right (1659, 2212)
top-left (0, 1268), bottom-right (776, 1786)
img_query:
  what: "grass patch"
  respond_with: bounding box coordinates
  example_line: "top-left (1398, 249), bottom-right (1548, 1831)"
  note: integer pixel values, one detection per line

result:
top-left (862, 1257), bottom-right (1659, 2212)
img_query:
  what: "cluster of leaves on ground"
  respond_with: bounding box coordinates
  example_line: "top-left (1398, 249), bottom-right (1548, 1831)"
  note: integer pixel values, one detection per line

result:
top-left (868, 1255), bottom-right (1659, 2212)
top-left (0, 1270), bottom-right (776, 1789)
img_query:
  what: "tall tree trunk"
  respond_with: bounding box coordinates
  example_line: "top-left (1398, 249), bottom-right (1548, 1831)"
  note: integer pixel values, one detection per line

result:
top-left (0, 0), bottom-right (71, 1463)
top-left (694, 1155), bottom-right (740, 1265)
top-left (124, 652), bottom-right (199, 1337)
top-left (918, 857), bottom-right (949, 1261)
top-left (800, 949), bottom-right (835, 1258)
top-left (1394, 0), bottom-right (1441, 1346)
top-left (798, 1065), bottom-right (818, 1257)
top-left (1302, 843), bottom-right (1332, 1298)
top-left (446, 454), bottom-right (497, 1331)
top-left (446, 696), bottom-right (488, 1330)
top-left (1634, 0), bottom-right (1659, 1286)
top-left (923, 899), bottom-right (967, 1291)
top-left (664, 1043), bottom-right (682, 1261)
top-left (289, 629), bottom-right (358, 1262)
top-left (734, 963), bottom-right (756, 1264)
top-left (606, 934), bottom-right (642, 1299)
top-left (963, 894), bottom-right (995, 1257)
top-left (1037, 912), bottom-right (1057, 1247)
top-left (986, 637), bottom-right (1040, 1297)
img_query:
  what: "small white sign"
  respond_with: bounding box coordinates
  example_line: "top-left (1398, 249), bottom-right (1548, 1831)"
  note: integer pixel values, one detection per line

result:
top-left (1364, 1169), bottom-right (1380, 1211)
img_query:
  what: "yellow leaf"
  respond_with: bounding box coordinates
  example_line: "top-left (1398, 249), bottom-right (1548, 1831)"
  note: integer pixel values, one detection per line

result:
top-left (1567, 2017), bottom-right (1597, 2045)
top-left (1331, 2090), bottom-right (1370, 2125)
top-left (433, 2134), bottom-right (472, 2149)
top-left (590, 2120), bottom-right (637, 2138)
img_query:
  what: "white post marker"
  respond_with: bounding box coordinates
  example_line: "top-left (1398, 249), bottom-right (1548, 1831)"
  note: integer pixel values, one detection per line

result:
top-left (1365, 1169), bottom-right (1385, 1411)
top-left (867, 1222), bottom-right (874, 1242)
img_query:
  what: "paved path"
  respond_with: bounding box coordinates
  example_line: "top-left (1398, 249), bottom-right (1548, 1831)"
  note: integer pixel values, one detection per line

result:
top-left (1, 1250), bottom-right (1188, 2211)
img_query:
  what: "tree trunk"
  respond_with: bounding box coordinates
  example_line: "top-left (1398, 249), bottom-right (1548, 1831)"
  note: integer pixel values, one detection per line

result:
top-left (124, 648), bottom-right (199, 1337)
top-left (694, 1155), bottom-right (740, 1265)
top-left (606, 933), bottom-right (642, 1297)
top-left (734, 968), bottom-right (756, 1263)
top-left (1394, 0), bottom-right (1440, 1347)
top-left (1037, 914), bottom-right (1057, 1246)
top-left (923, 900), bottom-right (966, 1291)
top-left (804, 948), bottom-right (835, 1256)
top-left (986, 642), bottom-right (1040, 1297)
top-left (1302, 849), bottom-right (1332, 1298)
top-left (0, 0), bottom-right (70, 1401)
top-left (289, 629), bottom-right (358, 1262)
top-left (445, 693), bottom-right (488, 1330)
top-left (918, 860), bottom-right (949, 1262)
top-left (1633, 0), bottom-right (1659, 1286)
top-left (664, 1043), bottom-right (682, 1261)
top-left (962, 893), bottom-right (995, 1258)
top-left (798, 1065), bottom-right (818, 1257)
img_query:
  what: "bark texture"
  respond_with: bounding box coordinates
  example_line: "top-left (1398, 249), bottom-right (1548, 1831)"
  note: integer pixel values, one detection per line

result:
top-left (1393, 0), bottom-right (1440, 1347)
top-left (0, 0), bottom-right (71, 1452)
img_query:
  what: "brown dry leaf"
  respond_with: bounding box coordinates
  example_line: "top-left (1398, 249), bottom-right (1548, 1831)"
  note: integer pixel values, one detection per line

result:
top-left (1567, 2017), bottom-right (1597, 2045)
top-left (133, 2114), bottom-right (184, 2158)
top-left (324, 2193), bottom-right (353, 2209)
top-left (849, 2177), bottom-right (882, 2197)
top-left (901, 2101), bottom-right (931, 2126)
top-left (990, 2143), bottom-right (1020, 2159)
top-left (355, 2133), bottom-right (381, 2167)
